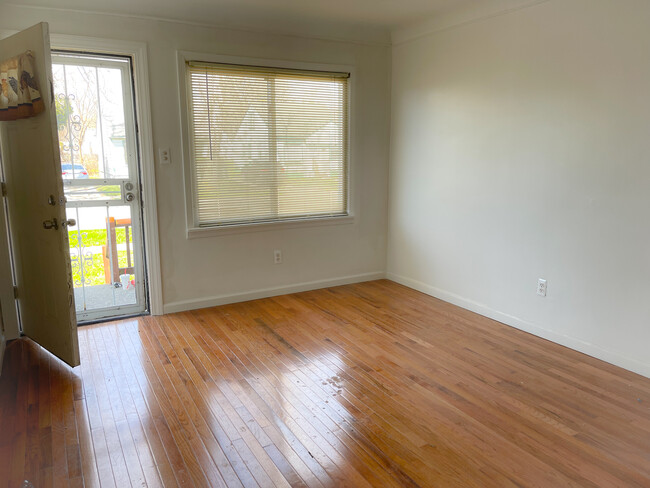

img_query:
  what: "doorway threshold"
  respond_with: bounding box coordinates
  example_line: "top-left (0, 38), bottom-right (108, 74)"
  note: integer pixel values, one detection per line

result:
top-left (78, 311), bottom-right (149, 327)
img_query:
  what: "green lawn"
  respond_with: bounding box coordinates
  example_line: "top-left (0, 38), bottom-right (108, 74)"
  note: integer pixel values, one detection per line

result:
top-left (68, 228), bottom-right (134, 286)
top-left (71, 250), bottom-right (134, 287)
top-left (67, 228), bottom-right (129, 248)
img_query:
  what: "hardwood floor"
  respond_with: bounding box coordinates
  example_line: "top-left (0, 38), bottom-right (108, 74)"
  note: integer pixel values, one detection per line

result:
top-left (1, 280), bottom-right (649, 487)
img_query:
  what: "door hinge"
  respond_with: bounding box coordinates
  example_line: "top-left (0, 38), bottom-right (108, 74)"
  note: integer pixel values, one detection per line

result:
top-left (13, 286), bottom-right (18, 299)
top-left (1, 181), bottom-right (6, 197)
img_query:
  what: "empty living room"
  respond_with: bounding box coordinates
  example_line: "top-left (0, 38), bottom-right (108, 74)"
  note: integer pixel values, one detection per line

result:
top-left (1, 0), bottom-right (649, 486)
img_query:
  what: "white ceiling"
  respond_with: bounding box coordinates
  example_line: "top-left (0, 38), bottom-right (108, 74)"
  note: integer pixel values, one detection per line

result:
top-left (9, 0), bottom-right (480, 38)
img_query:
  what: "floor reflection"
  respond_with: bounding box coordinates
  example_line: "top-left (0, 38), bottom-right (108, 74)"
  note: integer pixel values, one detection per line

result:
top-left (5, 281), bottom-right (644, 487)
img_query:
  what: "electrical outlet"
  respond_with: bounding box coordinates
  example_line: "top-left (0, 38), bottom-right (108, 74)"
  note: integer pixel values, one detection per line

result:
top-left (159, 147), bottom-right (171, 165)
top-left (537, 279), bottom-right (547, 297)
top-left (274, 249), bottom-right (282, 264)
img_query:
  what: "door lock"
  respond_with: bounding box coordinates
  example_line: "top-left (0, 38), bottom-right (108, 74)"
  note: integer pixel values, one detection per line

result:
top-left (43, 218), bottom-right (75, 229)
top-left (125, 192), bottom-right (135, 202)
top-left (43, 218), bottom-right (58, 230)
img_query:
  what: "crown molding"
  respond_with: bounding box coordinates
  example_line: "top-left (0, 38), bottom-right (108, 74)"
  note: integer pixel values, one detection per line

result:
top-left (392, 0), bottom-right (551, 46)
top-left (4, 3), bottom-right (391, 47)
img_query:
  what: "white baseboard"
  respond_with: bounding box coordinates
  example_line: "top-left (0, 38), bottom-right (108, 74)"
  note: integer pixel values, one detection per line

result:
top-left (387, 273), bottom-right (650, 379)
top-left (163, 271), bottom-right (386, 314)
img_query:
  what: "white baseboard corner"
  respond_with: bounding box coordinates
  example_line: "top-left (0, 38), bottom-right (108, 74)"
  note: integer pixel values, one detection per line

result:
top-left (163, 271), bottom-right (385, 314)
top-left (386, 273), bottom-right (650, 380)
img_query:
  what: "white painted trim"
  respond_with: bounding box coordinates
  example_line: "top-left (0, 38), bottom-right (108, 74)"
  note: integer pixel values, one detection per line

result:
top-left (187, 215), bottom-right (355, 239)
top-left (163, 271), bottom-right (385, 314)
top-left (50, 34), bottom-right (164, 315)
top-left (387, 273), bottom-right (650, 380)
top-left (391, 0), bottom-right (551, 45)
top-left (0, 196), bottom-right (19, 341)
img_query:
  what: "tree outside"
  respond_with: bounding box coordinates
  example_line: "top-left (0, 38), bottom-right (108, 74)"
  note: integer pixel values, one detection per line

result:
top-left (54, 65), bottom-right (99, 176)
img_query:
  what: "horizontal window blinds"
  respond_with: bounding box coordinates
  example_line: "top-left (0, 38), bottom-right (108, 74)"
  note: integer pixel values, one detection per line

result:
top-left (187, 61), bottom-right (349, 226)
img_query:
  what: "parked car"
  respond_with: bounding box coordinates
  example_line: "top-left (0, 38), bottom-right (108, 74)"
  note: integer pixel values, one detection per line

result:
top-left (61, 163), bottom-right (89, 179)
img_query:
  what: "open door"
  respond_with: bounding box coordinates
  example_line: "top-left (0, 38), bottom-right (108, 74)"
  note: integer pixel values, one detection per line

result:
top-left (0, 23), bottom-right (80, 367)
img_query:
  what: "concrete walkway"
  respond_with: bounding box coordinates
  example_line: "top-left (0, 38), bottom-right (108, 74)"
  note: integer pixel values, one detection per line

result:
top-left (74, 283), bottom-right (136, 312)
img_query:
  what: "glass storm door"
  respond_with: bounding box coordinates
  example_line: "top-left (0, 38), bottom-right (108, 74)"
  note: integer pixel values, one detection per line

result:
top-left (52, 52), bottom-right (147, 322)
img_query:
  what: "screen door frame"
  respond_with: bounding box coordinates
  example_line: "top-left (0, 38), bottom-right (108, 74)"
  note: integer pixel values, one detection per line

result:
top-left (53, 51), bottom-right (148, 322)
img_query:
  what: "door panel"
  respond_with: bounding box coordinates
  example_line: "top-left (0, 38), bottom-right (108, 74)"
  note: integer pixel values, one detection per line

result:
top-left (0, 23), bottom-right (79, 367)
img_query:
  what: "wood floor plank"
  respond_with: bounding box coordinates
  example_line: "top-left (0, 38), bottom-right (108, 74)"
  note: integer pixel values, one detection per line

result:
top-left (175, 316), bottom-right (329, 487)
top-left (210, 310), bottom-right (417, 487)
top-left (1, 280), bottom-right (650, 487)
top-left (188, 309), bottom-right (370, 487)
top-left (127, 326), bottom-right (213, 488)
top-left (0, 341), bottom-right (21, 488)
top-left (118, 321), bottom-right (194, 487)
top-left (148, 315), bottom-right (248, 487)
top-left (8, 341), bottom-right (29, 488)
top-left (176, 312), bottom-right (332, 487)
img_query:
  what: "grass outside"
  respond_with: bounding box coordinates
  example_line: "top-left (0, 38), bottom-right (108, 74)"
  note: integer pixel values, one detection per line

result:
top-left (65, 184), bottom-right (122, 202)
top-left (68, 228), bottom-right (134, 286)
top-left (71, 250), bottom-right (134, 287)
top-left (67, 228), bottom-right (128, 248)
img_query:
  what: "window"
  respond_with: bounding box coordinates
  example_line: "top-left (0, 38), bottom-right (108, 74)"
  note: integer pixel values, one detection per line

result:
top-left (186, 61), bottom-right (349, 227)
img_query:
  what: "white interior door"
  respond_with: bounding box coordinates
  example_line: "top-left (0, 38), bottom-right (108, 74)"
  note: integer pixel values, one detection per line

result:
top-left (0, 23), bottom-right (80, 367)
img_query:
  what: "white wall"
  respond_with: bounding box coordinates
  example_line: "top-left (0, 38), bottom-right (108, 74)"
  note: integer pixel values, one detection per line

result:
top-left (1, 5), bottom-right (391, 313)
top-left (5, 0), bottom-right (648, 378)
top-left (389, 0), bottom-right (650, 378)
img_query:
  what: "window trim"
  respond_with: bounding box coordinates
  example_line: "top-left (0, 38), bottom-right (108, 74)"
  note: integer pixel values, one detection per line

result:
top-left (177, 51), bottom-right (356, 238)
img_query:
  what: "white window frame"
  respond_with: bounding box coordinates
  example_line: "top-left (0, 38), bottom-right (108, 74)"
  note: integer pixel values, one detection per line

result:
top-left (177, 51), bottom-right (355, 238)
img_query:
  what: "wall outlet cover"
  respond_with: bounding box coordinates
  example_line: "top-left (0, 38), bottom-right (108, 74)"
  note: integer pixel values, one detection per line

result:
top-left (537, 279), bottom-right (547, 297)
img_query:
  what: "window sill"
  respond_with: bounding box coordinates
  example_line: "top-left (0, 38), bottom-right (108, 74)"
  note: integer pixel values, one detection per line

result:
top-left (186, 215), bottom-right (355, 239)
